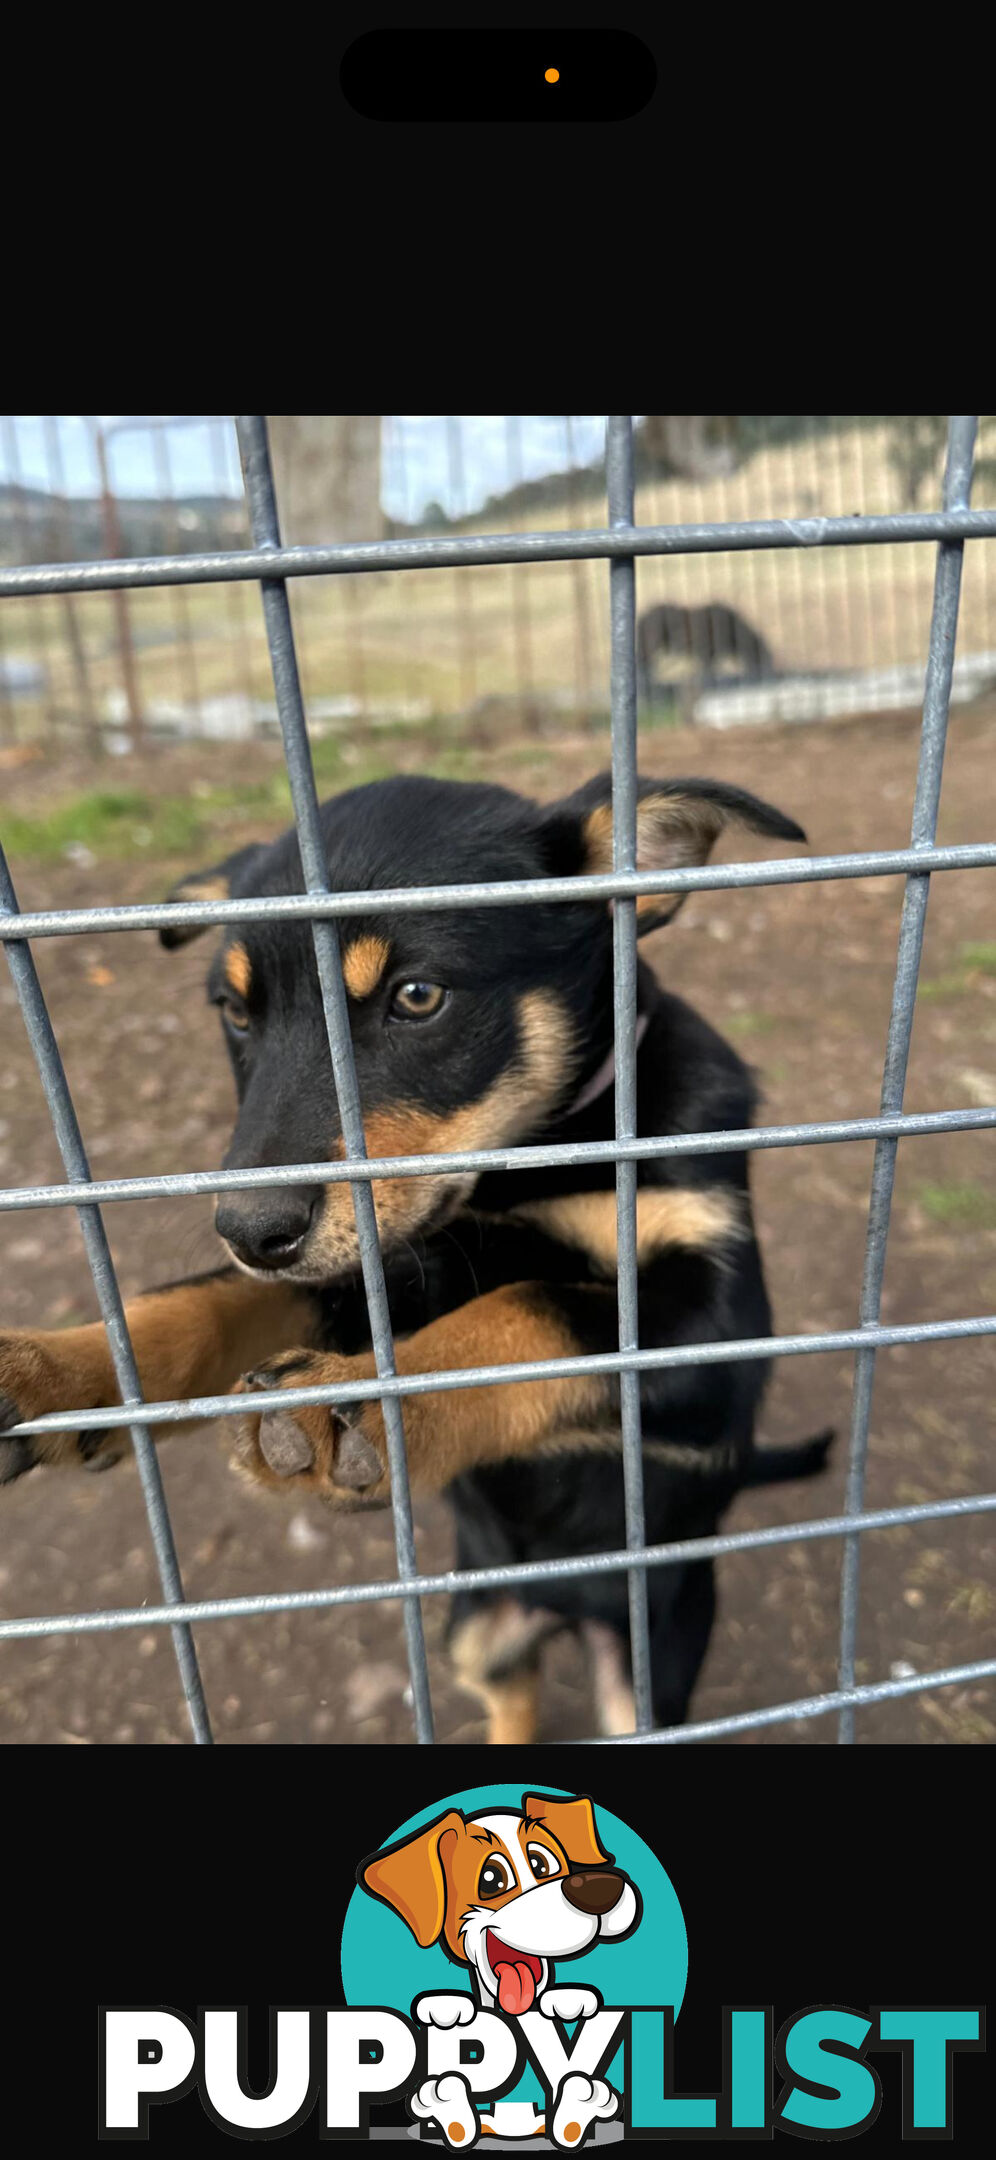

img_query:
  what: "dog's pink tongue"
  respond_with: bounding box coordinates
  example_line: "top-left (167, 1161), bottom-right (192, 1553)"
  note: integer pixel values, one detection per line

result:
top-left (497, 1961), bottom-right (537, 2016)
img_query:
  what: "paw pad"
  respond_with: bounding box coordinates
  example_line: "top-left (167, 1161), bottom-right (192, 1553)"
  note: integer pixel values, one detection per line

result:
top-left (258, 1410), bottom-right (316, 1477)
top-left (332, 1422), bottom-right (382, 1489)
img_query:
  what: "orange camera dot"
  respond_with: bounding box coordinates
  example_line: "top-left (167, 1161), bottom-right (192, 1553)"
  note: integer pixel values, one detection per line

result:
top-left (545, 68), bottom-right (560, 82)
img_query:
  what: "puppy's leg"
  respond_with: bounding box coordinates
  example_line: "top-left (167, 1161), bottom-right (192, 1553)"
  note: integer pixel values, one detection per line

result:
top-left (232, 1282), bottom-right (619, 1506)
top-left (480, 1672), bottom-right (540, 1748)
top-left (0, 1268), bottom-right (317, 1482)
top-left (583, 1620), bottom-right (637, 1738)
top-left (450, 1599), bottom-right (565, 1746)
top-left (648, 1561), bottom-right (717, 1729)
top-left (454, 1631), bottom-right (542, 1746)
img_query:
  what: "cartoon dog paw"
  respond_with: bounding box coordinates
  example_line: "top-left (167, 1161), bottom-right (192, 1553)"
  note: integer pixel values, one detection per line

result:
top-left (409, 2071), bottom-right (479, 2147)
top-left (551, 2073), bottom-right (618, 2148)
top-left (539, 1987), bottom-right (601, 2022)
top-left (415, 1993), bottom-right (476, 2029)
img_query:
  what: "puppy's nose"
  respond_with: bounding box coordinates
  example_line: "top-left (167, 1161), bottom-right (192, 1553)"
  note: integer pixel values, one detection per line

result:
top-left (562, 1869), bottom-right (625, 1916)
top-left (216, 1189), bottom-right (319, 1270)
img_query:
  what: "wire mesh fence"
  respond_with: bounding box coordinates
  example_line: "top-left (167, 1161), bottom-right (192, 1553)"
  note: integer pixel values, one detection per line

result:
top-left (0, 414), bottom-right (994, 1747)
top-left (3, 416), bottom-right (996, 751)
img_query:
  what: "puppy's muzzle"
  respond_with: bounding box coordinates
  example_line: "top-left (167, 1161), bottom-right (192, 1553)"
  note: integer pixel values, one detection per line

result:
top-left (562, 1869), bottom-right (626, 1916)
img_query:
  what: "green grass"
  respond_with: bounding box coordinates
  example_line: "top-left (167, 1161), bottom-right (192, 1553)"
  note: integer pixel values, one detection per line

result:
top-left (725, 1011), bottom-right (778, 1038)
top-left (0, 783), bottom-right (279, 863)
top-left (0, 702), bottom-right (576, 868)
top-left (958, 942), bottom-right (996, 973)
top-left (916, 1181), bottom-right (996, 1229)
top-left (917, 975), bottom-right (970, 1001)
top-left (917, 941), bottom-right (996, 1000)
top-left (0, 726), bottom-right (496, 864)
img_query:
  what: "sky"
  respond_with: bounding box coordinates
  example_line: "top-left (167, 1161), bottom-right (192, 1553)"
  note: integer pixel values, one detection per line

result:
top-left (1, 416), bottom-right (610, 523)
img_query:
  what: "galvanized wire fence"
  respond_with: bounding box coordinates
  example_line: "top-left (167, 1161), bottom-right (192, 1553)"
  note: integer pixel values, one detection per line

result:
top-left (4, 416), bottom-right (996, 751)
top-left (1, 414), bottom-right (994, 1748)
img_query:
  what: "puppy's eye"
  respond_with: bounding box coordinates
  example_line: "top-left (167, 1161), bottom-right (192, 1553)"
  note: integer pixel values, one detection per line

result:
top-left (526, 1844), bottom-right (558, 1880)
top-left (478, 1858), bottom-right (512, 1899)
top-left (389, 981), bottom-right (447, 1021)
top-left (215, 995), bottom-right (249, 1033)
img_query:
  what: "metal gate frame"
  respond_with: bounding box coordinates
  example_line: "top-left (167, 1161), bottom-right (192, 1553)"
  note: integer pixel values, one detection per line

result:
top-left (1, 413), bottom-right (994, 1747)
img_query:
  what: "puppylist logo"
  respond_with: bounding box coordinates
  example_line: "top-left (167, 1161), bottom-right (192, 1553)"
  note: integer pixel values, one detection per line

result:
top-left (98, 1784), bottom-right (984, 2144)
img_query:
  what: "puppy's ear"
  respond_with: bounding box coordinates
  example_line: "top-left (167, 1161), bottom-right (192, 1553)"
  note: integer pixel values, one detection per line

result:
top-left (359, 1809), bottom-right (465, 1948)
top-left (523, 1793), bottom-right (611, 1870)
top-left (542, 773), bottom-right (806, 934)
top-left (158, 842), bottom-right (269, 951)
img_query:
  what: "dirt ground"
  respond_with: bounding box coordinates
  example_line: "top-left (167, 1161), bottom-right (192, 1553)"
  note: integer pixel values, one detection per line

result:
top-left (1, 703), bottom-right (994, 1745)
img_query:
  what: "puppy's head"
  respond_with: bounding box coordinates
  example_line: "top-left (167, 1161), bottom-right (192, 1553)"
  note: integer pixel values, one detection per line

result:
top-left (162, 772), bottom-right (804, 1282)
top-left (359, 1792), bottom-right (640, 2013)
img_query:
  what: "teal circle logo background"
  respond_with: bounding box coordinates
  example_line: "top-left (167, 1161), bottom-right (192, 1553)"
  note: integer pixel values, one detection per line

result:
top-left (340, 1784), bottom-right (687, 2101)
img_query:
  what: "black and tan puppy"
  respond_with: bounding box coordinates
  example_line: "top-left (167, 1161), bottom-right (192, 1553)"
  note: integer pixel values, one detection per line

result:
top-left (0, 772), bottom-right (831, 1738)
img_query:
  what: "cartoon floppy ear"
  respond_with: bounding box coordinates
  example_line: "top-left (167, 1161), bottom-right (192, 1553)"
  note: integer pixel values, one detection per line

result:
top-left (523, 1793), bottom-right (612, 1870)
top-left (158, 842), bottom-right (269, 951)
top-left (542, 772), bottom-right (806, 935)
top-left (358, 1809), bottom-right (465, 1948)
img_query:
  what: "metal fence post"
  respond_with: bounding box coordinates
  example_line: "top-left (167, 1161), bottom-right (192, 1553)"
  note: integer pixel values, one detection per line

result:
top-left (234, 415), bottom-right (435, 1745)
top-left (836, 417), bottom-right (977, 1743)
top-left (0, 847), bottom-right (212, 1743)
top-left (606, 417), bottom-right (654, 1731)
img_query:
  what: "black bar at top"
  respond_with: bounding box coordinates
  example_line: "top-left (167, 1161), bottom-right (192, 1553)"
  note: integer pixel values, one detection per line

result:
top-left (340, 31), bottom-right (657, 123)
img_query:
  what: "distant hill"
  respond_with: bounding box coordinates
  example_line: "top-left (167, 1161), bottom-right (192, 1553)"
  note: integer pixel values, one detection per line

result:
top-left (0, 482), bottom-right (249, 566)
top-left (5, 419), bottom-right (928, 563)
top-left (383, 418), bottom-right (849, 536)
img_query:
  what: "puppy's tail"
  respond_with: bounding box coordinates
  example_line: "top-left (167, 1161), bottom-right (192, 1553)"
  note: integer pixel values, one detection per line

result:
top-left (742, 1428), bottom-right (835, 1488)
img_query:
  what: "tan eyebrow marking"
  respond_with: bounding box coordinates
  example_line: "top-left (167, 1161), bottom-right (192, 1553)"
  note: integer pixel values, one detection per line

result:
top-left (224, 942), bottom-right (251, 999)
top-left (342, 935), bottom-right (391, 1001)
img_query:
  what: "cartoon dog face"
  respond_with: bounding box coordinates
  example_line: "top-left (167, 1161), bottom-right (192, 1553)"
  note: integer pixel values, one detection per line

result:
top-left (360, 1792), bottom-right (639, 2015)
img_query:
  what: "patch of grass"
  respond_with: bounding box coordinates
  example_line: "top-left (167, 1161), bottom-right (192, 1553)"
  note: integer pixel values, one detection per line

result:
top-left (916, 975), bottom-right (967, 1001)
top-left (0, 728), bottom-right (482, 864)
top-left (0, 776), bottom-right (326, 864)
top-left (916, 1181), bottom-right (996, 1229)
top-left (1, 789), bottom-right (215, 861)
top-left (918, 942), bottom-right (996, 1000)
top-left (638, 694), bottom-right (687, 731)
top-left (725, 1011), bottom-right (778, 1038)
top-left (958, 941), bottom-right (996, 973)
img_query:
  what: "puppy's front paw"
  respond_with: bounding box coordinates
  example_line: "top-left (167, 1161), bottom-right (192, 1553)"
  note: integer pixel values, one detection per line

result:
top-left (551, 2073), bottom-right (617, 2147)
top-left (0, 1329), bottom-right (122, 1485)
top-left (540, 1987), bottom-right (601, 2023)
top-left (0, 1333), bottom-right (53, 1482)
top-left (415, 1993), bottom-right (476, 2029)
top-left (231, 1349), bottom-right (390, 1508)
top-left (409, 2072), bottom-right (479, 2147)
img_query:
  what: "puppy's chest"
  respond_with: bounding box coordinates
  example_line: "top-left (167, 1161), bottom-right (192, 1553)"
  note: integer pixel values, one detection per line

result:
top-left (454, 1184), bottom-right (745, 1297)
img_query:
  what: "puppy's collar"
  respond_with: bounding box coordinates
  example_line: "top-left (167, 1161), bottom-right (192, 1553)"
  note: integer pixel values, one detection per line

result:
top-left (568, 1012), bottom-right (649, 1117)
